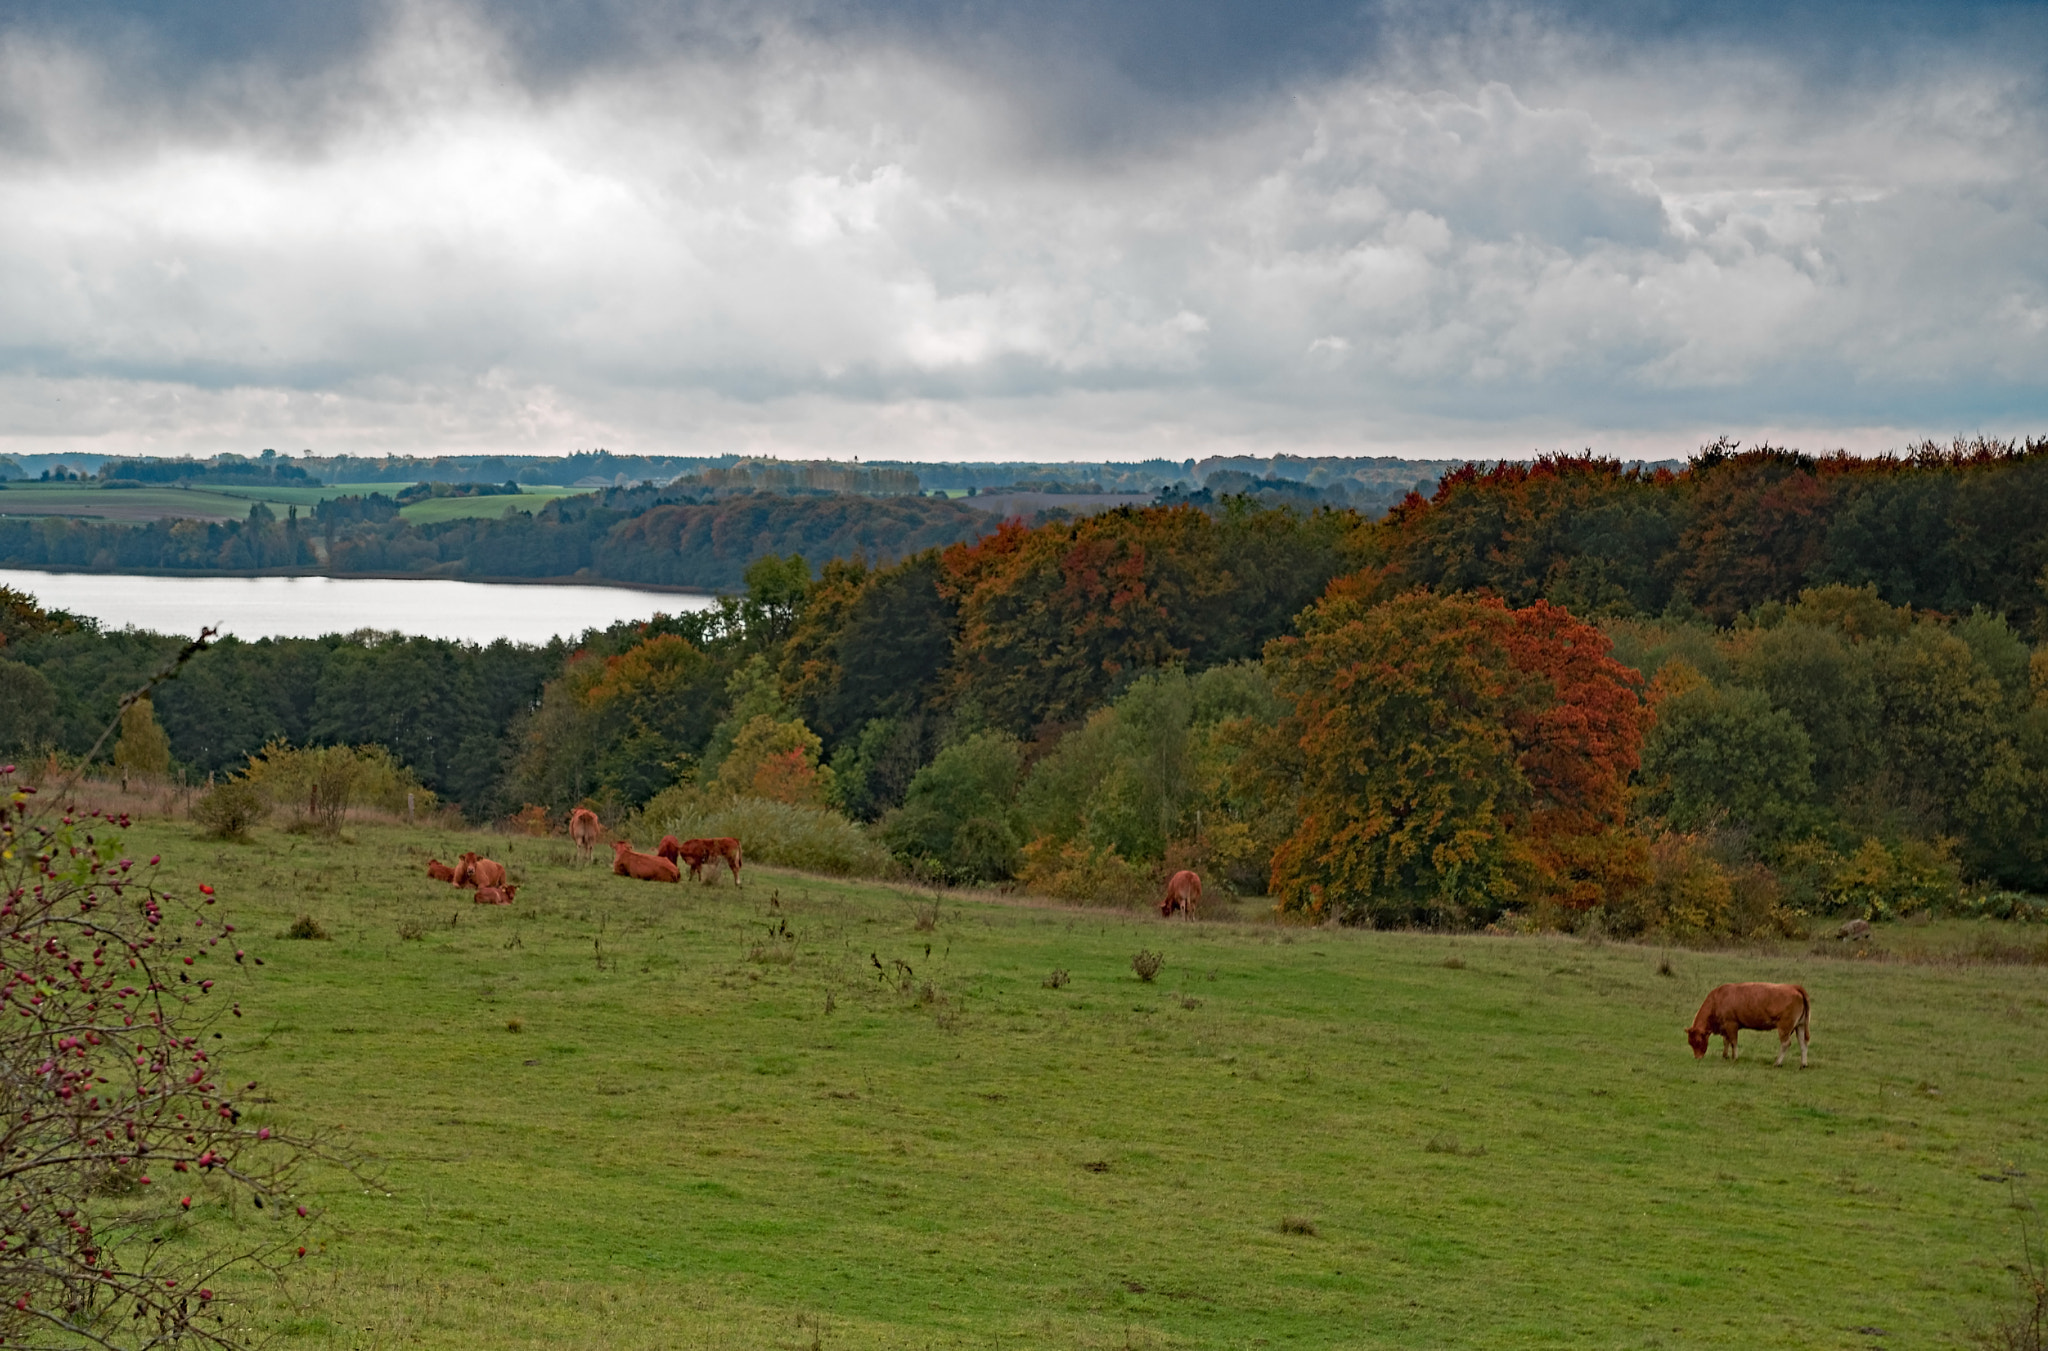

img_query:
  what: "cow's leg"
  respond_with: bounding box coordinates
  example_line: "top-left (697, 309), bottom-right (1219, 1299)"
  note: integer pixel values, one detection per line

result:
top-left (1798, 1021), bottom-right (1810, 1068)
top-left (1725, 1030), bottom-right (1739, 1060)
top-left (1774, 1028), bottom-right (1788, 1067)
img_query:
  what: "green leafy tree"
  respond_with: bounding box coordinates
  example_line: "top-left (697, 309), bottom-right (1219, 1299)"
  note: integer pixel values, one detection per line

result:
top-left (0, 659), bottom-right (58, 756)
top-left (881, 731), bottom-right (1026, 883)
top-left (110, 693), bottom-right (173, 780)
top-left (1638, 665), bottom-right (1816, 839)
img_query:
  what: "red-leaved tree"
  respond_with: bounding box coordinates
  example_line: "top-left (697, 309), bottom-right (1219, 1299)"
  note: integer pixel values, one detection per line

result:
top-left (1264, 585), bottom-right (1650, 927)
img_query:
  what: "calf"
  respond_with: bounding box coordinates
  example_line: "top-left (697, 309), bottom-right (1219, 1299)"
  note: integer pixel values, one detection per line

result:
top-left (611, 840), bottom-right (680, 883)
top-left (473, 883), bottom-right (519, 906)
top-left (456, 852), bottom-right (507, 890)
top-left (425, 858), bottom-right (457, 884)
top-left (567, 808), bottom-right (601, 864)
top-left (1160, 869), bottom-right (1201, 919)
top-left (1687, 982), bottom-right (1811, 1067)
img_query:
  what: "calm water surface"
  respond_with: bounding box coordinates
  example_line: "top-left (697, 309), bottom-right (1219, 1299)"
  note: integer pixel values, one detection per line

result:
top-left (0, 570), bottom-right (716, 645)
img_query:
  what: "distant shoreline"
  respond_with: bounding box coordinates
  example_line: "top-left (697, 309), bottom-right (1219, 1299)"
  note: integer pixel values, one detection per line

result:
top-left (0, 564), bottom-right (724, 598)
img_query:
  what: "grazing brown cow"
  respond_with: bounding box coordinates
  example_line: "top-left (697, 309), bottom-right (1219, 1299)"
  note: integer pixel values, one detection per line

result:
top-left (1160, 869), bottom-right (1201, 919)
top-left (425, 858), bottom-right (457, 884)
top-left (660, 836), bottom-right (717, 882)
top-left (456, 852), bottom-right (508, 890)
top-left (1687, 982), bottom-right (1811, 1067)
top-left (706, 837), bottom-right (743, 887)
top-left (473, 884), bottom-right (519, 906)
top-left (611, 840), bottom-right (680, 883)
top-left (567, 808), bottom-right (601, 864)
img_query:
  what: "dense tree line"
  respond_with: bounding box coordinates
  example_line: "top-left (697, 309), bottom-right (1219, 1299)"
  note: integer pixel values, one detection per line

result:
top-left (6, 438), bottom-right (2047, 934)
top-left (1388, 437), bottom-right (2048, 627)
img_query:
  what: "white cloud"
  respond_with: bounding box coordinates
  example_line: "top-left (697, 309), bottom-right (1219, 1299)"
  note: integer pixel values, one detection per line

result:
top-left (0, 2), bottom-right (2042, 461)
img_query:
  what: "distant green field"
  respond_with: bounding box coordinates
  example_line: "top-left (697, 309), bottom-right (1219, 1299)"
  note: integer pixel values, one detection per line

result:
top-left (99, 817), bottom-right (2048, 1349)
top-left (0, 480), bottom-right (409, 522)
top-left (398, 487), bottom-right (589, 525)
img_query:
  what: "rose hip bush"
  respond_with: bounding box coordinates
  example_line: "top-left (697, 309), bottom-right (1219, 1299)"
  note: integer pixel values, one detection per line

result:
top-left (0, 762), bottom-right (334, 1348)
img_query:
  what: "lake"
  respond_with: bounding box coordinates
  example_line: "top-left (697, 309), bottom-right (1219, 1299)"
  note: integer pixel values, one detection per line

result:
top-left (0, 570), bottom-right (717, 645)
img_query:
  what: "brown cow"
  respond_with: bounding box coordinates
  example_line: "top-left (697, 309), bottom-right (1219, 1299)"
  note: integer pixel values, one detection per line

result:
top-left (456, 852), bottom-right (507, 890)
top-left (659, 835), bottom-right (717, 882)
top-left (567, 808), bottom-right (601, 864)
top-left (1160, 869), bottom-right (1201, 919)
top-left (706, 837), bottom-right (743, 887)
top-left (1686, 983), bottom-right (1811, 1067)
top-left (425, 858), bottom-right (457, 884)
top-left (473, 884), bottom-right (519, 906)
top-left (611, 840), bottom-right (680, 883)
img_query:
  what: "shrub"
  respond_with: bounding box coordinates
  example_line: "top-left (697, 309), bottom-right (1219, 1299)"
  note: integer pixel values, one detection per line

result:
top-left (1132, 949), bottom-right (1165, 982)
top-left (285, 914), bottom-right (329, 940)
top-left (1603, 833), bottom-right (1797, 940)
top-left (508, 803), bottom-right (552, 836)
top-left (0, 757), bottom-right (328, 1347)
top-left (192, 775), bottom-right (269, 840)
top-left (636, 785), bottom-right (890, 877)
top-left (1017, 837), bottom-right (1154, 906)
top-left (243, 740), bottom-right (437, 832)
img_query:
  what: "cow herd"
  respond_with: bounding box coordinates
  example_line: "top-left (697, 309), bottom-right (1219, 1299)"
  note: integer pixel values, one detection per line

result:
top-left (423, 810), bottom-right (746, 908)
top-left (425, 822), bottom-right (1815, 1067)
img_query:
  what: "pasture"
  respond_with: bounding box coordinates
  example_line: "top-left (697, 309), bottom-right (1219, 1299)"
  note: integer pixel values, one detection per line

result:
top-left (397, 488), bottom-right (590, 525)
top-left (0, 481), bottom-right (409, 522)
top-left (121, 820), bottom-right (2044, 1349)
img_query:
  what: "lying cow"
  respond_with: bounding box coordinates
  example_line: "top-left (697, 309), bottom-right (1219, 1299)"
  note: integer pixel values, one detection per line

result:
top-left (1687, 982), bottom-right (1811, 1067)
top-left (425, 858), bottom-right (457, 884)
top-left (1160, 869), bottom-right (1201, 920)
top-left (474, 883), bottom-right (519, 906)
top-left (612, 840), bottom-right (680, 883)
top-left (455, 852), bottom-right (507, 890)
top-left (567, 807), bottom-right (601, 864)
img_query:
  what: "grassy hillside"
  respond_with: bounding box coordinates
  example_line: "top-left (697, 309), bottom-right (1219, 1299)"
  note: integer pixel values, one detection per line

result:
top-left (398, 488), bottom-right (591, 525)
top-left (102, 818), bottom-right (2048, 1348)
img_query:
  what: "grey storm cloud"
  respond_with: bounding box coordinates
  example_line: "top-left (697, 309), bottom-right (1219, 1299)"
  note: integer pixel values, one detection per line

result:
top-left (0, 0), bottom-right (2043, 461)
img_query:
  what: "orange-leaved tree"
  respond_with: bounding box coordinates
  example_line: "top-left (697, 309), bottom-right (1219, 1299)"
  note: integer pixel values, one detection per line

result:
top-left (1264, 583), bottom-right (1649, 927)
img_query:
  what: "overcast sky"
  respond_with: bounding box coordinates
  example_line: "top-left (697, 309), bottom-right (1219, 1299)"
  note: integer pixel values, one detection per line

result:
top-left (1, 0), bottom-right (2043, 463)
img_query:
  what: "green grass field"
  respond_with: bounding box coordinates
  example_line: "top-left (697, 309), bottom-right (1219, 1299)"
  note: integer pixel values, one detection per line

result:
top-left (111, 819), bottom-right (2046, 1349)
top-left (397, 488), bottom-right (589, 525)
top-left (0, 480), bottom-right (409, 522)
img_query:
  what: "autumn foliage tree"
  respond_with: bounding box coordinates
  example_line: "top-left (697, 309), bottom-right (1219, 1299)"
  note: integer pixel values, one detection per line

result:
top-left (1263, 583), bottom-right (1650, 928)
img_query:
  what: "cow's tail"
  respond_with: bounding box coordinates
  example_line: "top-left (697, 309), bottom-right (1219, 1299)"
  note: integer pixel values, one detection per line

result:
top-left (1794, 984), bottom-right (1811, 1041)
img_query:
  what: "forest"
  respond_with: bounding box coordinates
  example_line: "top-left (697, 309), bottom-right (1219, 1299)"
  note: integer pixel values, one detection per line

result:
top-left (4, 437), bottom-right (2046, 937)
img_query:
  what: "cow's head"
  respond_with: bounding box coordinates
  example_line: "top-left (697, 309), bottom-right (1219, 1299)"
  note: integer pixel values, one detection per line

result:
top-left (611, 840), bottom-right (632, 855)
top-left (1686, 1027), bottom-right (1710, 1058)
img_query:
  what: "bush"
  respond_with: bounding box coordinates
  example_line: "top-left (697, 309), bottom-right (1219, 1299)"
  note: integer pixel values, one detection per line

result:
top-left (1132, 949), bottom-right (1165, 982)
top-left (636, 785), bottom-right (891, 878)
top-left (1017, 837), bottom-right (1154, 906)
top-left (242, 740), bottom-right (436, 832)
top-left (1776, 835), bottom-right (1965, 921)
top-left (1603, 833), bottom-right (1796, 940)
top-left (192, 776), bottom-right (269, 840)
